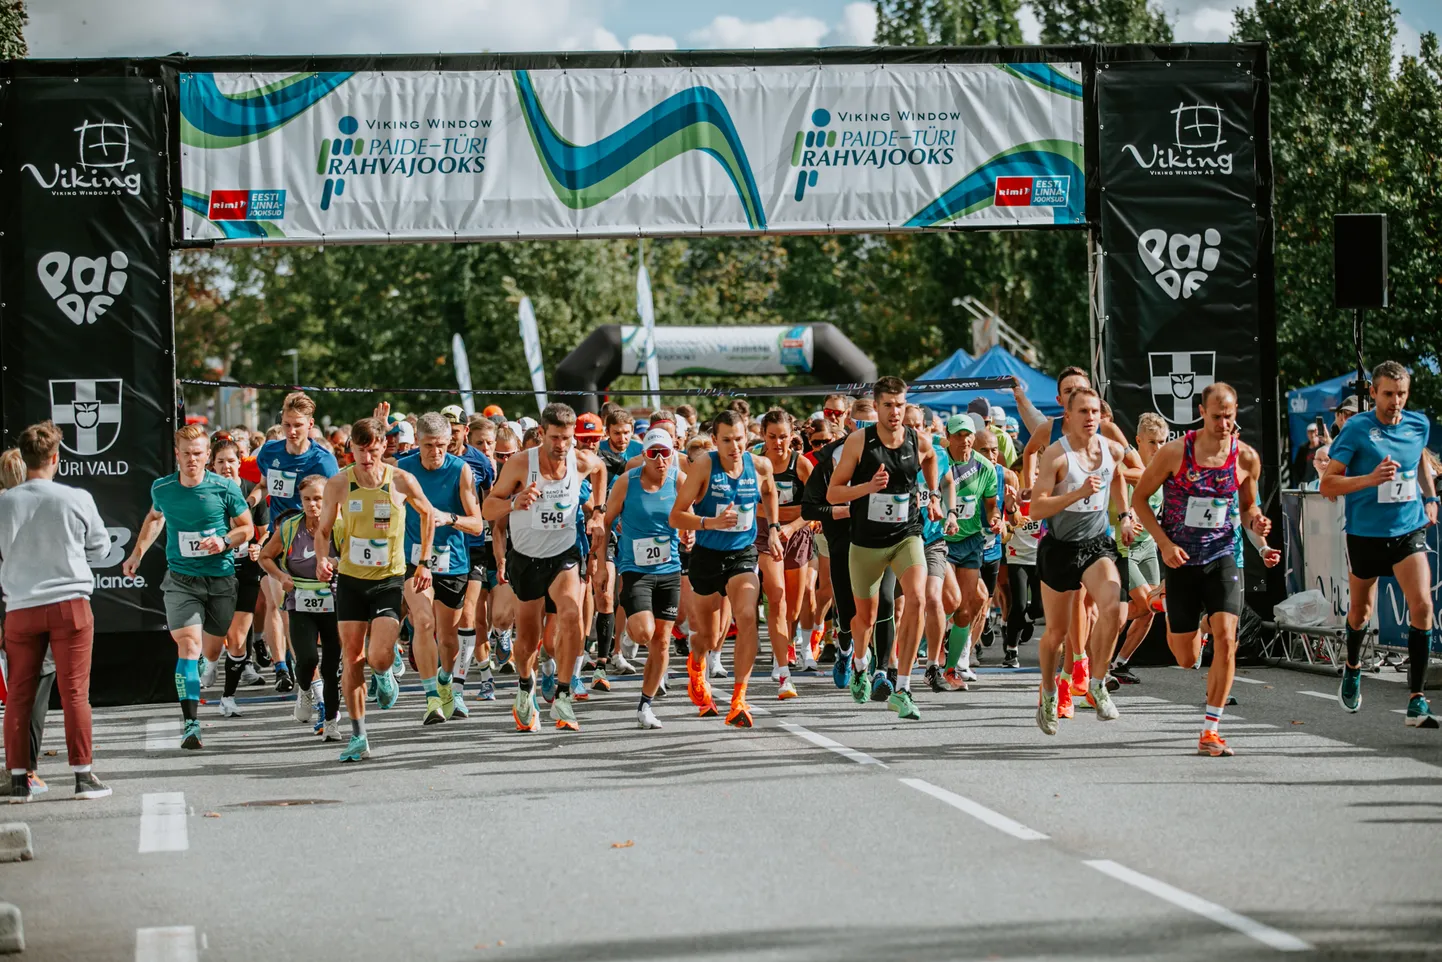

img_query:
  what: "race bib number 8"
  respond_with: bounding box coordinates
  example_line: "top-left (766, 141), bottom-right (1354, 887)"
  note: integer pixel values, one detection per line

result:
top-left (178, 531), bottom-right (217, 558)
top-left (349, 538), bottom-right (389, 567)
top-left (632, 536), bottom-right (673, 567)
top-left (868, 493), bottom-right (910, 523)
top-left (1378, 472), bottom-right (1418, 504)
top-left (409, 543), bottom-right (452, 571)
top-left (1184, 496), bottom-right (1229, 529)
top-left (267, 469), bottom-right (296, 499)
top-left (295, 587), bottom-right (335, 613)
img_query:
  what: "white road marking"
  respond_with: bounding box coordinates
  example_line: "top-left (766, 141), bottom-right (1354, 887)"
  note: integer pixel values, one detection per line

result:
top-left (899, 777), bottom-right (1049, 841)
top-left (135, 926), bottom-right (197, 962)
top-left (1297, 690), bottom-right (1335, 700)
top-left (1230, 676), bottom-right (1267, 685)
top-left (775, 720), bottom-right (887, 767)
top-left (145, 719), bottom-right (180, 751)
top-left (139, 792), bottom-right (189, 853)
top-left (1085, 859), bottom-right (1311, 952)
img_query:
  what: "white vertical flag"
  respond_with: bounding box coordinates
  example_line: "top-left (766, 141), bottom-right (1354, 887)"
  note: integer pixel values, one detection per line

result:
top-left (451, 333), bottom-right (476, 418)
top-left (518, 296), bottom-right (549, 414)
top-left (636, 260), bottom-right (661, 411)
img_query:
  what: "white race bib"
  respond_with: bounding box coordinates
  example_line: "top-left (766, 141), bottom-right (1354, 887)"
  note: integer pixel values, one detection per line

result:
top-left (267, 469), bottom-right (296, 499)
top-left (868, 493), bottom-right (911, 523)
top-left (232, 541), bottom-right (249, 559)
top-left (776, 481), bottom-right (795, 505)
top-left (631, 536), bottom-right (673, 567)
top-left (717, 503), bottom-right (755, 534)
top-left (409, 543), bottom-right (452, 571)
top-left (348, 538), bottom-right (389, 568)
top-left (1183, 496), bottom-right (1229, 529)
top-left (959, 496), bottom-right (978, 520)
top-left (535, 493), bottom-right (571, 530)
top-left (295, 587), bottom-right (335, 613)
top-left (1378, 471), bottom-right (1418, 504)
top-left (1065, 486), bottom-right (1105, 513)
top-left (178, 531), bottom-right (218, 558)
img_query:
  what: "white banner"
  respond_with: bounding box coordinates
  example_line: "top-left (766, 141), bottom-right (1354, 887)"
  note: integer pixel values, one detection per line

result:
top-left (178, 63), bottom-right (1084, 243)
top-left (450, 332), bottom-right (476, 418)
top-left (1299, 492), bottom-right (1350, 625)
top-left (636, 261), bottom-right (660, 411)
top-left (619, 325), bottom-right (814, 376)
top-left (517, 297), bottom-right (548, 414)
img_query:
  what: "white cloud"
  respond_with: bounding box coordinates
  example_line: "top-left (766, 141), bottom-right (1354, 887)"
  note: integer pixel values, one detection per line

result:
top-left (1394, 19), bottom-right (1422, 62)
top-left (688, 14), bottom-right (830, 49)
top-left (1017, 3), bottom-right (1042, 43)
top-left (627, 33), bottom-right (679, 51)
top-left (1185, 6), bottom-right (1238, 40)
top-left (823, 3), bottom-right (879, 46)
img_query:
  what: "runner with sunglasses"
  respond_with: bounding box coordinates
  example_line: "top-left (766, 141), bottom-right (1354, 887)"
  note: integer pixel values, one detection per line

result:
top-left (454, 416), bottom-right (498, 705)
top-left (756, 409), bottom-right (815, 697)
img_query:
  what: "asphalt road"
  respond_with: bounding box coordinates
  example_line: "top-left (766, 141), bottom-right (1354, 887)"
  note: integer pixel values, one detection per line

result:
top-left (4, 641), bottom-right (1441, 962)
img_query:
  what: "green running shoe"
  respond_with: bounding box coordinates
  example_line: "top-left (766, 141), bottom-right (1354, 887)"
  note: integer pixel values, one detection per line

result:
top-left (366, 673), bottom-right (377, 702)
top-left (1405, 694), bottom-right (1439, 728)
top-left (439, 682), bottom-right (456, 720)
top-left (450, 689), bottom-right (470, 719)
top-left (513, 689), bottom-right (540, 732)
top-left (550, 693), bottom-right (580, 731)
top-left (180, 719), bottom-right (203, 750)
top-left (338, 733), bottom-right (370, 763)
top-left (1338, 666), bottom-right (1362, 713)
top-left (374, 669), bottom-right (399, 710)
top-left (1036, 691), bottom-right (1059, 735)
top-left (888, 688), bottom-right (921, 720)
top-left (848, 656), bottom-right (870, 705)
top-left (423, 695), bottom-right (445, 725)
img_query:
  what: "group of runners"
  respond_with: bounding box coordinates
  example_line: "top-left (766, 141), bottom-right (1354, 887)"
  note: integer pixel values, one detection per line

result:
top-left (122, 359), bottom-right (1437, 765)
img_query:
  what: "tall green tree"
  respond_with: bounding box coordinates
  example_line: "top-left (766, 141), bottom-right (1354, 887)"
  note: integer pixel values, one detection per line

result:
top-left (0, 0), bottom-right (25, 60)
top-left (1036, 0), bottom-right (1173, 44)
top-left (875, 0), bottom-right (1023, 46)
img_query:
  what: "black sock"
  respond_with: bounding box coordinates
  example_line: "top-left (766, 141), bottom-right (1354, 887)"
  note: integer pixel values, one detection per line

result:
top-left (1408, 627), bottom-right (1431, 694)
top-left (638, 693), bottom-right (652, 710)
top-left (181, 699), bottom-right (198, 721)
top-left (886, 666), bottom-right (897, 686)
top-left (1345, 625), bottom-right (1367, 667)
top-left (519, 677), bottom-right (534, 693)
top-left (595, 612), bottom-right (615, 661)
top-left (224, 652), bottom-right (246, 697)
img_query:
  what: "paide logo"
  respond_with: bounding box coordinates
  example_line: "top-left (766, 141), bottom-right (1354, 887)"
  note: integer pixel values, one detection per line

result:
top-left (994, 176), bottom-right (1070, 208)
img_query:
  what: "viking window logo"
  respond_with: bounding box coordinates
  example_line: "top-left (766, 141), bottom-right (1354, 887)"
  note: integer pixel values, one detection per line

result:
top-left (22, 120), bottom-right (143, 197)
top-left (789, 109), bottom-right (833, 201)
top-left (50, 378), bottom-right (124, 456)
top-left (1121, 102), bottom-right (1234, 177)
top-left (317, 116), bottom-right (364, 210)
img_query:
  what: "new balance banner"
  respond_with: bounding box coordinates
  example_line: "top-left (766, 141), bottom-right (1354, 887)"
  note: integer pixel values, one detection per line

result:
top-left (1097, 62), bottom-right (1264, 444)
top-left (0, 77), bottom-right (174, 631)
top-left (178, 64), bottom-right (1085, 243)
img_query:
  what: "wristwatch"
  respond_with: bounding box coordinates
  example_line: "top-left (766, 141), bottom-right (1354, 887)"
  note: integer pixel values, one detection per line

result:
top-left (1426, 496), bottom-right (1440, 506)
top-left (417, 557), bottom-right (432, 570)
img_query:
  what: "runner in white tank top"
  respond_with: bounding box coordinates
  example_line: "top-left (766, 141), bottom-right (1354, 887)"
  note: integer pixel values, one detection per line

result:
top-left (508, 447), bottom-right (582, 559)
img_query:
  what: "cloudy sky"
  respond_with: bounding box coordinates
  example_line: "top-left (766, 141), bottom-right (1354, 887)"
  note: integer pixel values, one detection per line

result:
top-left (25, 0), bottom-right (1436, 58)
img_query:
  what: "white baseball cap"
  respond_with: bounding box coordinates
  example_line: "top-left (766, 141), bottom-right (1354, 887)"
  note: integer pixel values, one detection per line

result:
top-left (395, 421), bottom-right (415, 444)
top-left (518, 416), bottom-right (538, 433)
top-left (988, 405), bottom-right (1006, 422)
top-left (642, 428), bottom-right (675, 453)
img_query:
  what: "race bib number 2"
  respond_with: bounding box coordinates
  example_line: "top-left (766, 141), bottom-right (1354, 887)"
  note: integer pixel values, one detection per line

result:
top-left (178, 530), bottom-right (217, 558)
top-left (409, 543), bottom-right (451, 570)
top-left (267, 469), bottom-right (296, 499)
top-left (632, 536), bottom-right (672, 567)
top-left (295, 587), bottom-right (335, 613)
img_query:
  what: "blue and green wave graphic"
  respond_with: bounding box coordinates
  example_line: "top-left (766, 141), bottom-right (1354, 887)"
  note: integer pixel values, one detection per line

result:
top-left (514, 69), bottom-right (766, 229)
top-left (180, 72), bottom-right (353, 148)
top-left (181, 189), bottom-right (286, 240)
top-left (905, 140), bottom-right (1085, 228)
top-left (998, 63), bottom-right (1083, 101)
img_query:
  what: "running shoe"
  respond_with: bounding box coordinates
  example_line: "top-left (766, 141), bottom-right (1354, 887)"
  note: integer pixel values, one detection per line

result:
top-left (339, 733), bottom-right (371, 763)
top-left (323, 718), bottom-right (342, 742)
top-left (495, 630), bottom-right (514, 667)
top-left (1338, 666), bottom-right (1362, 713)
top-left (1056, 681), bottom-right (1075, 719)
top-left (540, 661), bottom-right (558, 703)
top-left (925, 665), bottom-right (945, 693)
top-left (374, 669), bottom-right (399, 710)
top-left (27, 772), bottom-right (49, 797)
top-left (820, 642), bottom-right (838, 665)
top-left (74, 772), bottom-right (111, 800)
top-left (424, 695), bottom-right (445, 726)
top-left (1111, 664), bottom-right (1141, 685)
top-left (293, 688), bottom-right (313, 723)
top-left (686, 654), bottom-right (712, 707)
top-left (725, 694), bottom-right (754, 728)
top-left (870, 671), bottom-right (894, 703)
top-left (1036, 691), bottom-right (1059, 735)
top-left (707, 650), bottom-right (729, 679)
top-left (849, 658), bottom-right (871, 705)
top-left (477, 678), bottom-right (496, 701)
top-left (799, 652), bottom-right (821, 673)
top-left (200, 658), bottom-right (217, 689)
top-left (673, 635), bottom-right (691, 659)
top-left (1104, 673), bottom-right (1121, 694)
top-left (253, 638), bottom-right (272, 668)
top-left (1086, 684), bottom-right (1120, 721)
top-left (1002, 648), bottom-right (1020, 669)
top-left (959, 666), bottom-right (978, 683)
top-left (591, 668), bottom-right (611, 693)
top-left (941, 668), bottom-right (969, 692)
top-left (770, 663), bottom-right (786, 683)
top-left (833, 649), bottom-right (854, 689)
top-left (656, 679), bottom-right (669, 699)
top-left (778, 678), bottom-right (799, 700)
top-left (1069, 655), bottom-right (1090, 696)
top-left (972, 644), bottom-right (983, 664)
top-left (786, 643), bottom-right (797, 668)
top-left (513, 690), bottom-right (541, 732)
top-left (181, 720), bottom-right (204, 750)
top-left (240, 663), bottom-right (266, 688)
top-left (366, 673), bottom-right (378, 702)
top-left (6, 774), bottom-right (30, 805)
top-left (313, 708), bottom-right (325, 736)
top-left (551, 694), bottom-right (580, 732)
top-left (610, 650), bottom-right (637, 675)
top-left (219, 695), bottom-right (241, 717)
top-left (1197, 730), bottom-right (1234, 756)
top-left (698, 695), bottom-right (719, 718)
top-left (1405, 694), bottom-right (1439, 728)
top-left (570, 674), bottom-right (589, 701)
top-left (439, 682), bottom-right (456, 719)
top-left (888, 689), bottom-right (921, 720)
top-left (275, 666), bottom-right (294, 693)
top-left (637, 703), bottom-right (663, 730)
top-left (451, 690), bottom-right (470, 718)
top-left (391, 643), bottom-right (407, 679)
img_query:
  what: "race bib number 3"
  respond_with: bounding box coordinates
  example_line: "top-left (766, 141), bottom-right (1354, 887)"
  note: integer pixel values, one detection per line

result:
top-left (1184, 496), bottom-right (1229, 529)
top-left (349, 538), bottom-right (389, 568)
top-left (178, 531), bottom-right (216, 558)
top-left (632, 536), bottom-right (673, 567)
top-left (267, 469), bottom-right (296, 499)
top-left (409, 543), bottom-right (452, 571)
top-left (1378, 472), bottom-right (1418, 504)
top-left (295, 587), bottom-right (335, 613)
top-left (868, 493), bottom-right (910, 523)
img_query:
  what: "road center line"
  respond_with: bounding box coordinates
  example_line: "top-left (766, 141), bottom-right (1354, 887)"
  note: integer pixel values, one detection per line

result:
top-left (135, 925), bottom-right (198, 962)
top-left (1230, 676), bottom-right (1267, 685)
top-left (1085, 859), bottom-right (1311, 952)
top-left (1297, 690), bottom-right (1335, 700)
top-left (775, 720), bottom-right (887, 767)
top-left (145, 719), bottom-right (180, 751)
top-left (899, 777), bottom-right (1049, 841)
top-left (139, 792), bottom-right (189, 854)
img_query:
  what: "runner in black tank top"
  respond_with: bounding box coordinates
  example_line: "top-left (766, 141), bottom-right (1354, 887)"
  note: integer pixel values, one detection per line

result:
top-left (850, 425), bottom-right (923, 548)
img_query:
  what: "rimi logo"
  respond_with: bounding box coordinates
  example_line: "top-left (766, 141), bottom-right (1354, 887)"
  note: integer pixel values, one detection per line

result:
top-left (788, 109), bottom-right (833, 201)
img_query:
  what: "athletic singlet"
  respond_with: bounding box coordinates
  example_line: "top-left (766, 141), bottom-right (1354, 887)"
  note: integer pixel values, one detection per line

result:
top-left (919, 447), bottom-right (950, 545)
top-left (982, 461), bottom-right (1007, 561)
top-left (695, 450), bottom-right (760, 552)
top-left (850, 425), bottom-right (923, 549)
top-left (1047, 434), bottom-right (1114, 542)
top-left (278, 514), bottom-right (336, 612)
top-left (397, 451), bottom-right (468, 576)
top-left (772, 452), bottom-right (803, 512)
top-left (1008, 504), bottom-right (1043, 565)
top-left (461, 445), bottom-right (494, 551)
top-left (617, 464), bottom-right (682, 575)
top-left (508, 447), bottom-right (582, 559)
top-left (1160, 431), bottom-right (1239, 566)
top-left (336, 463), bottom-right (407, 580)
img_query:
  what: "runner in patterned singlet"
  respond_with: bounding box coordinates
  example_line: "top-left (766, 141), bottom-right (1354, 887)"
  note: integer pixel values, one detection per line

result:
top-left (1133, 382), bottom-right (1272, 757)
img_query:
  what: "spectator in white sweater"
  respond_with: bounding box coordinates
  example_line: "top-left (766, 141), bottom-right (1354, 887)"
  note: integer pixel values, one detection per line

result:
top-left (0, 421), bottom-right (113, 803)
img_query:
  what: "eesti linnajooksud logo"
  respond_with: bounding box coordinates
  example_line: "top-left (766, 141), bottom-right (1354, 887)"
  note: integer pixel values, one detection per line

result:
top-left (316, 115), bottom-right (363, 211)
top-left (787, 106), bottom-right (958, 202)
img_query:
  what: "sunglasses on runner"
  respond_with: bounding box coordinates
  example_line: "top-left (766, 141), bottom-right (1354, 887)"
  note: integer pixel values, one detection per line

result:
top-left (494, 451), bottom-right (514, 463)
top-left (644, 447), bottom-right (671, 460)
top-left (823, 408), bottom-right (846, 418)
top-left (811, 438), bottom-right (829, 449)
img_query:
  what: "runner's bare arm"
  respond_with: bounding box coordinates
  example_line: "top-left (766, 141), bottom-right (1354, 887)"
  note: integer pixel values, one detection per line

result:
top-left (395, 469), bottom-right (437, 566)
top-left (1029, 443), bottom-right (1090, 520)
top-left (225, 509), bottom-right (255, 551)
top-left (602, 471), bottom-right (629, 532)
top-left (1021, 423), bottom-right (1051, 489)
top-left (448, 464), bottom-right (486, 537)
top-left (482, 454), bottom-right (531, 522)
top-left (1011, 378), bottom-right (1050, 434)
top-left (1107, 439), bottom-right (1134, 544)
top-left (784, 456), bottom-right (814, 535)
top-left (1319, 451), bottom-right (1396, 498)
top-left (1236, 443), bottom-right (1271, 536)
top-left (122, 508), bottom-right (165, 575)
top-left (257, 532), bottom-right (290, 589)
top-left (668, 460), bottom-right (715, 531)
top-left (827, 431), bottom-right (879, 504)
top-left (1131, 439), bottom-right (1182, 547)
top-left (313, 473), bottom-right (346, 577)
top-left (756, 457), bottom-right (782, 557)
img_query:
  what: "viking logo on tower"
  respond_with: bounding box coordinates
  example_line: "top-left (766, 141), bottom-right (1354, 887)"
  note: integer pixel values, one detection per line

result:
top-left (50, 379), bottom-right (124, 456)
top-left (36, 251), bottom-right (129, 325)
top-left (1149, 353), bottom-right (1215, 425)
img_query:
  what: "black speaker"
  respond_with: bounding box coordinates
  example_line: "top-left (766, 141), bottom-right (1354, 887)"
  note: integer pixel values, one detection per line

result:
top-left (1334, 213), bottom-right (1388, 309)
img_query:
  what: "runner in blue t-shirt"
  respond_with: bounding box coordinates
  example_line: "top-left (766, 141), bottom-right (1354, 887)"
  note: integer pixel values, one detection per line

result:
top-left (455, 416), bottom-right (499, 703)
top-left (1320, 360), bottom-right (1439, 727)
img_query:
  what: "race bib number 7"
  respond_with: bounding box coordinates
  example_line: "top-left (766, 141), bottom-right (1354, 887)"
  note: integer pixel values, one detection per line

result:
top-left (1378, 471), bottom-right (1418, 504)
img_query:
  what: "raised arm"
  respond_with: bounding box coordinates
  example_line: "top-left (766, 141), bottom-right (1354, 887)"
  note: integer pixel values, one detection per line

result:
top-left (827, 431), bottom-right (879, 505)
top-left (448, 464), bottom-right (486, 537)
top-left (668, 459), bottom-right (720, 532)
top-left (483, 455), bottom-right (533, 523)
top-left (395, 469), bottom-right (435, 590)
top-left (1012, 378), bottom-right (1050, 434)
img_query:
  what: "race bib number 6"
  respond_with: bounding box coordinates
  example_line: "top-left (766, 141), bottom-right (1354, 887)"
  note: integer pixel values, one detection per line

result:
top-left (349, 538), bottom-right (389, 567)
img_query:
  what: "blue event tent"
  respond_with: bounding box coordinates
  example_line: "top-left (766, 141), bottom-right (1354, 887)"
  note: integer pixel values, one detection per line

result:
top-left (914, 345), bottom-right (1061, 440)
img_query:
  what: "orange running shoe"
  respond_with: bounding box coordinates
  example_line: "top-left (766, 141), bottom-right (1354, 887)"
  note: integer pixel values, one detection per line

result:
top-left (590, 670), bottom-right (611, 693)
top-left (725, 694), bottom-right (754, 728)
top-left (698, 696), bottom-right (720, 718)
top-left (1197, 730), bottom-right (1234, 756)
top-left (810, 628), bottom-right (823, 658)
top-left (1057, 679), bottom-right (1075, 718)
top-left (787, 643), bottom-right (797, 666)
top-left (687, 654), bottom-right (711, 707)
top-left (1069, 655), bottom-right (1090, 696)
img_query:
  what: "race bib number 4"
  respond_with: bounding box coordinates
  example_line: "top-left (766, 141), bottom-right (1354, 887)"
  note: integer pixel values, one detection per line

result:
top-left (295, 587), bottom-right (335, 613)
top-left (632, 536), bottom-right (673, 567)
top-left (1184, 496), bottom-right (1229, 529)
top-left (409, 543), bottom-right (452, 571)
top-left (868, 493), bottom-right (910, 523)
top-left (349, 538), bottom-right (389, 568)
top-left (178, 531), bottom-right (218, 558)
top-left (1378, 472), bottom-right (1418, 504)
top-left (267, 469), bottom-right (296, 499)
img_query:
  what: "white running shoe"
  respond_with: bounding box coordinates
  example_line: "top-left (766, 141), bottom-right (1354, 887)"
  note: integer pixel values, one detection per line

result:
top-left (239, 664), bottom-right (265, 687)
top-left (637, 703), bottom-right (663, 729)
top-left (323, 717), bottom-right (342, 742)
top-left (609, 651), bottom-right (637, 675)
top-left (293, 688), bottom-right (314, 723)
top-left (707, 650), bottom-right (729, 679)
top-left (799, 653), bottom-right (821, 673)
top-left (621, 633), bottom-right (639, 662)
top-left (770, 663), bottom-right (786, 682)
top-left (200, 659), bottom-right (217, 689)
top-left (219, 695), bottom-right (241, 717)
top-left (960, 667), bottom-right (978, 683)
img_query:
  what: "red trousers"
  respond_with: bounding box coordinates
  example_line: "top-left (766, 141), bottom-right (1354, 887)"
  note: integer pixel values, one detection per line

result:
top-left (3, 598), bottom-right (94, 771)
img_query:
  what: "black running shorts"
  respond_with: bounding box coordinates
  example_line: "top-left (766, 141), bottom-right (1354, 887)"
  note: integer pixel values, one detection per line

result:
top-left (1347, 528), bottom-right (1428, 582)
top-left (336, 573), bottom-right (404, 624)
top-left (1037, 533), bottom-right (1119, 594)
top-left (405, 565), bottom-right (470, 610)
top-left (1162, 554), bottom-right (1243, 634)
top-left (619, 571), bottom-right (682, 621)
top-left (506, 545), bottom-right (583, 604)
top-left (688, 544), bottom-right (759, 597)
